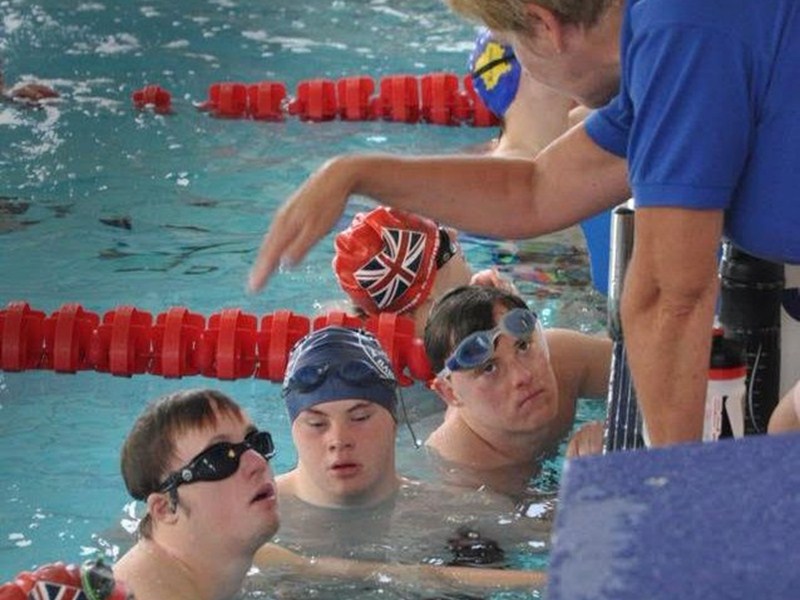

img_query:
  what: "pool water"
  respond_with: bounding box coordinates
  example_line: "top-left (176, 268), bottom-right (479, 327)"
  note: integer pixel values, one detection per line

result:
top-left (0, 0), bottom-right (606, 594)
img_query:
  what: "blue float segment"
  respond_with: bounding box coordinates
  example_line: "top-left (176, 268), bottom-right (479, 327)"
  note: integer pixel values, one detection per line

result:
top-left (547, 433), bottom-right (800, 599)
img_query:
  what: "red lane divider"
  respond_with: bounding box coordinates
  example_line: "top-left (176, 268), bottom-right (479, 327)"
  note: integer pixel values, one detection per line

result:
top-left (132, 71), bottom-right (497, 127)
top-left (0, 301), bottom-right (433, 385)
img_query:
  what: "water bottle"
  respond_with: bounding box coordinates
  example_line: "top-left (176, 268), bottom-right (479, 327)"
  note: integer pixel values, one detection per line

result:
top-left (718, 241), bottom-right (784, 434)
top-left (704, 328), bottom-right (746, 441)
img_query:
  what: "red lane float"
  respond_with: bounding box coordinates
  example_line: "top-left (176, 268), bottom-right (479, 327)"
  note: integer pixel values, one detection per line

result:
top-left (131, 84), bottom-right (172, 114)
top-left (0, 301), bottom-right (433, 384)
top-left (133, 72), bottom-right (497, 127)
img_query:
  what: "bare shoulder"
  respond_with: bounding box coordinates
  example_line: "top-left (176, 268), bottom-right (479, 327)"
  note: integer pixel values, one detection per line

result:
top-left (545, 328), bottom-right (611, 358)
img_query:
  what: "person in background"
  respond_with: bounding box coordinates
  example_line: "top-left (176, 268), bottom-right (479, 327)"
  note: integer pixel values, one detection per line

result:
top-left (468, 28), bottom-right (611, 295)
top-left (248, 0), bottom-right (800, 447)
top-left (425, 285), bottom-right (610, 495)
top-left (0, 62), bottom-right (58, 102)
top-left (333, 206), bottom-right (515, 337)
top-left (768, 380), bottom-right (800, 434)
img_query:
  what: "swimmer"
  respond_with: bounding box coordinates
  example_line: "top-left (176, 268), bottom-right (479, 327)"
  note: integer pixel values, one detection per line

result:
top-left (333, 206), bottom-right (515, 336)
top-left (425, 285), bottom-right (611, 495)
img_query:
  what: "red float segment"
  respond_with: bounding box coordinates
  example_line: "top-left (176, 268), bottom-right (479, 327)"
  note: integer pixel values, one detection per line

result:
top-left (91, 306), bottom-right (153, 377)
top-left (0, 302), bottom-right (45, 372)
top-left (200, 309), bottom-right (258, 380)
top-left (151, 307), bottom-right (205, 378)
top-left (257, 310), bottom-right (311, 382)
top-left (288, 79), bottom-right (337, 122)
top-left (336, 76), bottom-right (375, 121)
top-left (420, 72), bottom-right (467, 126)
top-left (374, 75), bottom-right (420, 123)
top-left (247, 81), bottom-right (287, 120)
top-left (42, 303), bottom-right (99, 373)
top-left (462, 75), bottom-right (500, 127)
top-left (206, 82), bottom-right (249, 118)
top-left (131, 84), bottom-right (172, 114)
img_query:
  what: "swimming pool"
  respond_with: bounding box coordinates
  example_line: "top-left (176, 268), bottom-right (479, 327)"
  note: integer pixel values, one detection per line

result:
top-left (0, 0), bottom-right (605, 595)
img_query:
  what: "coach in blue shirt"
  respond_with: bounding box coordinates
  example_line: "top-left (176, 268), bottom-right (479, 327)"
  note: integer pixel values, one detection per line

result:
top-left (249, 0), bottom-right (800, 447)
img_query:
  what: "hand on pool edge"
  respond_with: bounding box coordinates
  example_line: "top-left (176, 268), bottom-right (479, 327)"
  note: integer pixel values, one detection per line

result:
top-left (248, 156), bottom-right (356, 293)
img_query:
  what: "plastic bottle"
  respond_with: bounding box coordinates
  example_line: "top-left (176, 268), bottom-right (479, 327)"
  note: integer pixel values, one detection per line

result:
top-left (718, 242), bottom-right (784, 434)
top-left (704, 328), bottom-right (747, 441)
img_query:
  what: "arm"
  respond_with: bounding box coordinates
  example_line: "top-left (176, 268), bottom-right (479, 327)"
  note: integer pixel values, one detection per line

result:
top-left (768, 380), bottom-right (800, 434)
top-left (621, 207), bottom-right (723, 446)
top-left (566, 421), bottom-right (604, 458)
top-left (254, 543), bottom-right (545, 591)
top-left (547, 329), bottom-right (613, 399)
top-left (249, 124), bottom-right (629, 291)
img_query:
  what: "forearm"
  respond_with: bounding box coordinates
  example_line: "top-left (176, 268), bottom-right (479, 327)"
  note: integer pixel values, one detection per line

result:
top-left (339, 153), bottom-right (543, 238)
top-left (337, 125), bottom-right (627, 239)
top-left (621, 209), bottom-right (723, 446)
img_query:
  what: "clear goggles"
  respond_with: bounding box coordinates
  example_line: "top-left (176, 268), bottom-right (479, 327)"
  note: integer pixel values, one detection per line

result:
top-left (438, 308), bottom-right (547, 377)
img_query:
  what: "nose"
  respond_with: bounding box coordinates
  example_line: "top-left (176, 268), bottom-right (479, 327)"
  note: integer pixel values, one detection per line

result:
top-left (326, 419), bottom-right (355, 452)
top-left (509, 353), bottom-right (535, 387)
top-left (240, 447), bottom-right (271, 479)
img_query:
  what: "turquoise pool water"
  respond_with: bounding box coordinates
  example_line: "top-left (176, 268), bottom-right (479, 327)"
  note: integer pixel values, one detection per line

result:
top-left (0, 0), bottom-right (606, 595)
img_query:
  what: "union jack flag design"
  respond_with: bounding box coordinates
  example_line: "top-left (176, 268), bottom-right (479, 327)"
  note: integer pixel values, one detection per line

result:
top-left (354, 227), bottom-right (430, 310)
top-left (29, 581), bottom-right (88, 600)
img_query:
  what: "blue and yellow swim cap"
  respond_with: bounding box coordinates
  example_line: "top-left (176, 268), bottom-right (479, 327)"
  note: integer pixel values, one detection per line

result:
top-left (468, 29), bottom-right (521, 118)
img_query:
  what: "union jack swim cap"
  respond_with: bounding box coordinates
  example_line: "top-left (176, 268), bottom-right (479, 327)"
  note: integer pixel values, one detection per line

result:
top-left (333, 207), bottom-right (441, 315)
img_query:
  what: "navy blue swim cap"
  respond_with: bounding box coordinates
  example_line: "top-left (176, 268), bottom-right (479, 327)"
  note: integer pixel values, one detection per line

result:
top-left (282, 326), bottom-right (398, 422)
top-left (469, 28), bottom-right (521, 118)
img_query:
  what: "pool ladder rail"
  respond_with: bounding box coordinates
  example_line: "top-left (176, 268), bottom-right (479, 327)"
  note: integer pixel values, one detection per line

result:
top-left (0, 301), bottom-right (432, 384)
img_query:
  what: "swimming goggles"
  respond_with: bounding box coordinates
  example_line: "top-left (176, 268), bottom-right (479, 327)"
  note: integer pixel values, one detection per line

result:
top-left (438, 308), bottom-right (546, 377)
top-left (284, 359), bottom-right (396, 395)
top-left (157, 429), bottom-right (276, 493)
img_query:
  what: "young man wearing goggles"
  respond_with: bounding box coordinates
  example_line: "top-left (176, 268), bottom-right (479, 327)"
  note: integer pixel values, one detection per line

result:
top-left (108, 386), bottom-right (543, 599)
top-left (114, 388), bottom-right (281, 600)
top-left (426, 285), bottom-right (611, 495)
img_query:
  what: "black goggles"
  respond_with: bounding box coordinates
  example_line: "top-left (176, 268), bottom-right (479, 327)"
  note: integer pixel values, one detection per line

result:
top-left (157, 429), bottom-right (276, 494)
top-left (284, 359), bottom-right (396, 395)
top-left (435, 227), bottom-right (459, 270)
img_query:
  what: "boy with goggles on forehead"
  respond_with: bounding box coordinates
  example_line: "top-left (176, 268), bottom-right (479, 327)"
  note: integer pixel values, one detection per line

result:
top-left (426, 285), bottom-right (611, 496)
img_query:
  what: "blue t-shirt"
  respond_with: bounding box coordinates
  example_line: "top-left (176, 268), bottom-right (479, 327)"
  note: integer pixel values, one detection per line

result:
top-left (586, 0), bottom-right (800, 264)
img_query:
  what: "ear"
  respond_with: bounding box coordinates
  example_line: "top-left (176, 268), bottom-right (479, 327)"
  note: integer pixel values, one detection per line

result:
top-left (524, 3), bottom-right (567, 54)
top-left (147, 492), bottom-right (179, 526)
top-left (432, 376), bottom-right (462, 408)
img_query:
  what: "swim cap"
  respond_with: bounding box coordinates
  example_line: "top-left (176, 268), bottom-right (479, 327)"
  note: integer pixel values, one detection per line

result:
top-left (469, 28), bottom-right (521, 118)
top-left (333, 207), bottom-right (441, 315)
top-left (282, 326), bottom-right (398, 422)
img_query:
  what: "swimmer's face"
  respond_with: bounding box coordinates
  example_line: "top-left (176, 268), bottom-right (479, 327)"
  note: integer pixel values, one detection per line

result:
top-left (436, 305), bottom-right (559, 438)
top-left (167, 408), bottom-right (279, 548)
top-left (291, 399), bottom-right (398, 508)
